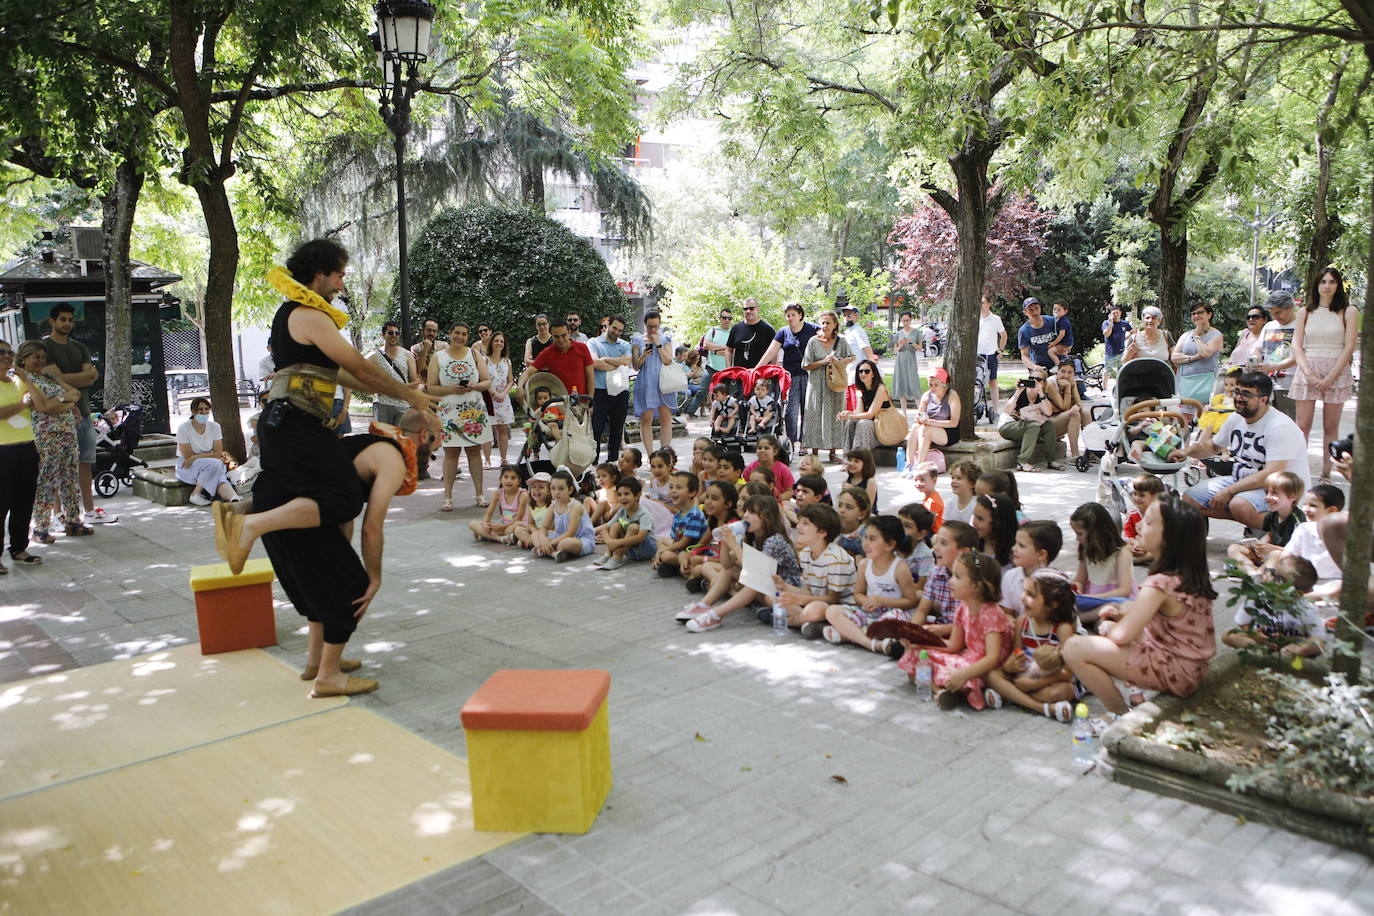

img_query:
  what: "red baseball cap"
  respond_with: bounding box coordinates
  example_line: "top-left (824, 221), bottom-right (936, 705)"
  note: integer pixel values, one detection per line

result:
top-left (930, 367), bottom-right (949, 383)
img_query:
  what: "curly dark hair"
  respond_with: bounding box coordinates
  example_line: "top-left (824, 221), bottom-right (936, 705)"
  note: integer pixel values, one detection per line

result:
top-left (286, 238), bottom-right (349, 285)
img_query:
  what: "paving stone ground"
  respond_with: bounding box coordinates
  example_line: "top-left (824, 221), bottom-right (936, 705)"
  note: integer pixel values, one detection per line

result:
top-left (2, 409), bottom-right (1369, 915)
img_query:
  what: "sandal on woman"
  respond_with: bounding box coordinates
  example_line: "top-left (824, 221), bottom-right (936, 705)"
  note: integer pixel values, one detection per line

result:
top-left (0, 560), bottom-right (7, 575)
top-left (65, 522), bottom-right (94, 536)
top-left (1016, 463), bottom-right (1040, 473)
top-left (10, 552), bottom-right (42, 565)
top-left (475, 495), bottom-right (490, 508)
top-left (440, 497), bottom-right (453, 512)
top-left (33, 530), bottom-right (56, 545)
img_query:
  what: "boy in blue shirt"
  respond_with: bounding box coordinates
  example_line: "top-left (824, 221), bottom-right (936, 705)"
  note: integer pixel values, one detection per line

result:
top-left (1049, 301), bottom-right (1074, 366)
top-left (653, 471), bottom-right (708, 577)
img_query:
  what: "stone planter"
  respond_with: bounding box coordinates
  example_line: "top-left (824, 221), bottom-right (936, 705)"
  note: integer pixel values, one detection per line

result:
top-left (1103, 652), bottom-right (1374, 855)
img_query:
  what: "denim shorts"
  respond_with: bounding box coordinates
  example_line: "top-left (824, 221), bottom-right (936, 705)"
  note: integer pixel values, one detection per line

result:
top-left (1185, 474), bottom-right (1267, 514)
top-left (626, 535), bottom-right (657, 561)
top-left (77, 417), bottom-right (97, 464)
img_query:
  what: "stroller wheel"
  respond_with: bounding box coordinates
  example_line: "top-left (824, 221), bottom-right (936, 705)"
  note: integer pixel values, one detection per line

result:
top-left (94, 472), bottom-right (119, 499)
top-left (1073, 455), bottom-right (1091, 473)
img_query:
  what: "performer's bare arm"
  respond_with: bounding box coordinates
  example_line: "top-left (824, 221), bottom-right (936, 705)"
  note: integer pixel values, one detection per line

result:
top-left (289, 307), bottom-right (437, 412)
top-left (352, 445), bottom-right (407, 619)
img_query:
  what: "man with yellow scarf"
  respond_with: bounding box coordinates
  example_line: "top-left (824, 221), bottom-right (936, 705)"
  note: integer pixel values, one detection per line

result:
top-left (216, 238), bottom-right (436, 697)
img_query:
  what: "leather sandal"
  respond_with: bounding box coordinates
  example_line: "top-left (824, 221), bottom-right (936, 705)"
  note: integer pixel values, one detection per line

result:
top-left (65, 522), bottom-right (94, 536)
top-left (223, 510), bottom-right (250, 575)
top-left (300, 659), bottom-right (363, 681)
top-left (310, 675), bottom-right (380, 698)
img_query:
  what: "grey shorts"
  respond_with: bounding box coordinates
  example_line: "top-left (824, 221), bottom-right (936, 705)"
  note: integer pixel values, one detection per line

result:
top-left (1185, 475), bottom-right (1267, 514)
top-left (77, 417), bottom-right (97, 464)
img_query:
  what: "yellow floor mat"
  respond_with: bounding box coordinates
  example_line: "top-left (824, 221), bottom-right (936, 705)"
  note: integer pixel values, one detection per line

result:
top-left (0, 646), bottom-right (344, 799)
top-left (0, 707), bottom-right (523, 915)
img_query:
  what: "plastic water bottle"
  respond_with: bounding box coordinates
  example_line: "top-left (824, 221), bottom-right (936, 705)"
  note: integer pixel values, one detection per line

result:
top-left (914, 650), bottom-right (933, 701)
top-left (1072, 702), bottom-right (1094, 765)
top-left (772, 592), bottom-right (788, 637)
top-left (895, 444), bottom-right (907, 471)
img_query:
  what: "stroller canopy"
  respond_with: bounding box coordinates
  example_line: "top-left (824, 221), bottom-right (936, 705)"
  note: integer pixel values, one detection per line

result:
top-left (1114, 358), bottom-right (1176, 406)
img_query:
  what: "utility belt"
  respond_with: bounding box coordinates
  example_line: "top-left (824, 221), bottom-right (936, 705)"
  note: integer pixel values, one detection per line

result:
top-left (264, 363), bottom-right (340, 429)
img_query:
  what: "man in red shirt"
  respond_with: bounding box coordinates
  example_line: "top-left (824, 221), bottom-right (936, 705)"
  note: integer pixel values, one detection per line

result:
top-left (520, 318), bottom-right (594, 397)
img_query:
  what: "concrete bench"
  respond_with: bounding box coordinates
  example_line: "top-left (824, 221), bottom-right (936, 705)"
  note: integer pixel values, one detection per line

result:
top-left (132, 467), bottom-right (193, 507)
top-left (874, 430), bottom-right (1067, 471)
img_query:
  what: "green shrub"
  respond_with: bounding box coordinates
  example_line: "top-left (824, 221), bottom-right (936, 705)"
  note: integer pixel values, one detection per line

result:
top-left (406, 206), bottom-right (626, 373)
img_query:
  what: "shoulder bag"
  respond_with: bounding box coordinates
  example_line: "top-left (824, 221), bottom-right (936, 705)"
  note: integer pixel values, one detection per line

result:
top-left (874, 404), bottom-right (909, 446)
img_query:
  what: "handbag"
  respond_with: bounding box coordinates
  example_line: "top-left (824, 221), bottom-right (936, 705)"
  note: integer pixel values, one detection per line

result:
top-left (551, 405), bottom-right (597, 470)
top-left (658, 361), bottom-right (689, 394)
top-left (874, 405), bottom-right (909, 446)
top-left (825, 359), bottom-right (848, 392)
top-left (606, 365), bottom-right (630, 396)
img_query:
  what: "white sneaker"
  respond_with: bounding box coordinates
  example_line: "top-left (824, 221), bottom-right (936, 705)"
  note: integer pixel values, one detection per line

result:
top-left (189, 493), bottom-right (211, 506)
top-left (685, 610), bottom-right (722, 633)
top-left (676, 603), bottom-right (710, 622)
top-left (600, 555), bottom-right (626, 570)
top-left (85, 507), bottom-right (119, 523)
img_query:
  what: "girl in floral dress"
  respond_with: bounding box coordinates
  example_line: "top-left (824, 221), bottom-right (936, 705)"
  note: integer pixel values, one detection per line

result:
top-left (923, 550), bottom-right (1013, 710)
top-left (429, 322), bottom-right (492, 510)
top-left (17, 342), bottom-right (83, 540)
top-left (1063, 493), bottom-right (1216, 720)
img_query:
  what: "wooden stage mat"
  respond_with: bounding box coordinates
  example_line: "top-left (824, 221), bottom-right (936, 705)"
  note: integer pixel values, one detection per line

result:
top-left (0, 707), bottom-right (523, 915)
top-left (0, 646), bottom-right (344, 799)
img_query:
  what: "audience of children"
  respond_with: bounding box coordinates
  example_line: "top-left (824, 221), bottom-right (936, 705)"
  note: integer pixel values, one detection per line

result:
top-left (1222, 555), bottom-right (1324, 658)
top-left (682, 480), bottom-right (740, 589)
top-left (469, 465), bottom-right (530, 543)
top-left (896, 503), bottom-right (936, 592)
top-left (532, 469), bottom-right (596, 562)
top-left (972, 493), bottom-right (1018, 568)
top-left (653, 471), bottom-right (708, 577)
top-left (1226, 470), bottom-right (1303, 571)
top-left (912, 463), bottom-right (944, 531)
top-left (776, 503), bottom-right (858, 633)
top-left (743, 435), bottom-right (795, 501)
top-left (983, 570), bottom-right (1079, 721)
top-left (835, 486), bottom-right (872, 557)
top-left (680, 494), bottom-right (802, 632)
top-left (644, 447), bottom-right (676, 506)
top-left (1269, 483), bottom-right (1344, 587)
top-left (595, 476), bottom-right (657, 570)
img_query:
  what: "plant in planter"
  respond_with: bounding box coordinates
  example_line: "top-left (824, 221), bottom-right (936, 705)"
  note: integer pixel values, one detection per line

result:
top-left (1220, 561), bottom-right (1325, 658)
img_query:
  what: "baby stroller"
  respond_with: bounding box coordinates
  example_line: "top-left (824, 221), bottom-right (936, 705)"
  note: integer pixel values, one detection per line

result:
top-left (709, 365), bottom-right (791, 456)
top-left (1093, 358), bottom-right (1204, 515)
top-left (93, 403), bottom-right (147, 497)
top-left (516, 371), bottom-right (597, 495)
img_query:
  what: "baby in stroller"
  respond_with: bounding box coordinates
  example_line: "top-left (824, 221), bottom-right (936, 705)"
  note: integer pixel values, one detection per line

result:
top-left (745, 377), bottom-right (780, 437)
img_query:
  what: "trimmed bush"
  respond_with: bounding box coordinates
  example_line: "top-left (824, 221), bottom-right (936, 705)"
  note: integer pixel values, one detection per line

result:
top-left (406, 206), bottom-right (626, 373)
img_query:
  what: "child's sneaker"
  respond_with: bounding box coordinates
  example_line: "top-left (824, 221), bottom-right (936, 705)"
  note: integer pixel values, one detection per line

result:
top-left (799, 621), bottom-right (826, 640)
top-left (600, 555), bottom-right (626, 570)
top-left (676, 603), bottom-right (710, 622)
top-left (983, 688), bottom-right (1004, 710)
top-left (685, 610), bottom-right (722, 633)
top-left (821, 625), bottom-right (843, 645)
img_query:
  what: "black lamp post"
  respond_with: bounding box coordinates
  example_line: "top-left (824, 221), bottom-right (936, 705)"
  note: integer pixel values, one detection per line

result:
top-left (373, 0), bottom-right (435, 348)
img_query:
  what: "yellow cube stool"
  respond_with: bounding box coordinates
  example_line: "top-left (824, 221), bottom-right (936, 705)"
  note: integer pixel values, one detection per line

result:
top-left (461, 669), bottom-right (611, 834)
top-left (188, 558), bottom-right (278, 655)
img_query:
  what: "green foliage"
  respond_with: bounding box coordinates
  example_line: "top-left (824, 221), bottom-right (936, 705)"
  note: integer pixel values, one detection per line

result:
top-left (1184, 257), bottom-right (1250, 344)
top-left (830, 256), bottom-right (894, 350)
top-left (1222, 561), bottom-right (1313, 638)
top-left (659, 224), bottom-right (825, 345)
top-left (407, 206), bottom-right (625, 372)
top-left (1029, 199), bottom-right (1116, 352)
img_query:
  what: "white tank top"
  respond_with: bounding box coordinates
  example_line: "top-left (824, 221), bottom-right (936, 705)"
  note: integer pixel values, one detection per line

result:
top-left (1303, 308), bottom-right (1346, 359)
top-left (866, 556), bottom-right (903, 605)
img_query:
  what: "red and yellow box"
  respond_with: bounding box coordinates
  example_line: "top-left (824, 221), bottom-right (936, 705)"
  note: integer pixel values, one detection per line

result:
top-left (188, 558), bottom-right (277, 655)
top-left (461, 669), bottom-right (611, 834)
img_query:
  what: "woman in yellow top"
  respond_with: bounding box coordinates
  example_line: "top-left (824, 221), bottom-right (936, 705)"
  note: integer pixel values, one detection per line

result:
top-left (0, 339), bottom-right (47, 572)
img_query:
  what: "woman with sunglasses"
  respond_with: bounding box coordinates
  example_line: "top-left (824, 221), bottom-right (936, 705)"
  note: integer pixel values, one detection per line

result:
top-left (1121, 306), bottom-right (1172, 364)
top-left (839, 359), bottom-right (893, 453)
top-left (1227, 306), bottom-right (1268, 368)
top-left (0, 339), bottom-right (46, 572)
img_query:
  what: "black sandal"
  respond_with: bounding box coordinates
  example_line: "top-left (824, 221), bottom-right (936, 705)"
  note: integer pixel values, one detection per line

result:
top-left (10, 552), bottom-right (42, 565)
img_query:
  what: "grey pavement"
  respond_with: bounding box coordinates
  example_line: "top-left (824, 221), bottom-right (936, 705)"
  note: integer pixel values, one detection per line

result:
top-left (2, 411), bottom-right (1369, 916)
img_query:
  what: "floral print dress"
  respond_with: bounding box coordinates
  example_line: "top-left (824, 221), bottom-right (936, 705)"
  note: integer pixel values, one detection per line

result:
top-left (899, 600), bottom-right (1012, 710)
top-left (29, 374), bottom-right (81, 531)
top-left (436, 348), bottom-right (492, 448)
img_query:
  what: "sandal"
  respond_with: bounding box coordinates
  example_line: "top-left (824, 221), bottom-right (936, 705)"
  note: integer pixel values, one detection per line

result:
top-left (65, 523), bottom-right (94, 536)
top-left (1048, 701), bottom-right (1073, 723)
top-left (440, 498), bottom-right (453, 512)
top-left (984, 688), bottom-right (1003, 710)
top-left (1016, 463), bottom-right (1040, 473)
top-left (475, 495), bottom-right (490, 508)
top-left (10, 552), bottom-right (42, 565)
top-left (33, 530), bottom-right (56, 545)
top-left (0, 560), bottom-right (7, 575)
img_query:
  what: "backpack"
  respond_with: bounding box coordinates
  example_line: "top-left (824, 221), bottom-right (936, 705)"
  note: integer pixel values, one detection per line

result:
top-left (551, 404), bottom-right (597, 471)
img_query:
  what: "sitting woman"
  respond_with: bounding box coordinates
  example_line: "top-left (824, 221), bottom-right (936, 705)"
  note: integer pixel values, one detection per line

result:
top-left (904, 366), bottom-right (961, 470)
top-left (838, 359), bottom-right (892, 452)
top-left (175, 398), bottom-right (240, 506)
top-left (1043, 360), bottom-right (1085, 464)
top-left (997, 372), bottom-right (1059, 472)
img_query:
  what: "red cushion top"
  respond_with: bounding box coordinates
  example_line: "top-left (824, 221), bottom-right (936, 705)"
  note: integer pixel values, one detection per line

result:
top-left (460, 669), bottom-right (610, 731)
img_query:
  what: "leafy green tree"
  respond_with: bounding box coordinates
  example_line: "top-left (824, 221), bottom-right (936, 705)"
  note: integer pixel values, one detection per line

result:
top-left (407, 205), bottom-right (624, 375)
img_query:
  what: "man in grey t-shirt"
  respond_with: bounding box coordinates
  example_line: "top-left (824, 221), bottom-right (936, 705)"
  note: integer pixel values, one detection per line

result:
top-left (41, 303), bottom-right (109, 525)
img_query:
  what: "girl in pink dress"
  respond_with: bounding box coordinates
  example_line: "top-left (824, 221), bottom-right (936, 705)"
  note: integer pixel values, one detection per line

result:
top-left (920, 550), bottom-right (1013, 711)
top-left (1063, 493), bottom-right (1216, 719)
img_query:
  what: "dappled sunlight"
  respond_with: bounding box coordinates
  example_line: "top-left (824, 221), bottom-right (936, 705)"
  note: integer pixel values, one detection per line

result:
top-left (675, 639), bottom-right (852, 686)
top-left (360, 641), bottom-right (406, 653)
top-left (218, 797), bottom-right (298, 873)
top-left (409, 789), bottom-right (475, 838)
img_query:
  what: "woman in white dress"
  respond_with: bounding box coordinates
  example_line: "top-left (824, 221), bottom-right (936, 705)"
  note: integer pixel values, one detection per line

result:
top-left (486, 331), bottom-right (516, 465)
top-left (429, 323), bottom-right (493, 510)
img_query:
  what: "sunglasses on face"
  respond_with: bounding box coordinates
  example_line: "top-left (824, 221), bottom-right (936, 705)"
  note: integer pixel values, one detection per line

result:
top-left (1233, 389), bottom-right (1264, 401)
top-left (384, 330), bottom-right (400, 336)
top-left (858, 368), bottom-right (873, 375)
top-left (1247, 314), bottom-right (1265, 320)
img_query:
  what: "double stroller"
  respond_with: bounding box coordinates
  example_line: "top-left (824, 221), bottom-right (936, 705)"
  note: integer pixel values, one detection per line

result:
top-left (1088, 358), bottom-right (1206, 517)
top-left (93, 403), bottom-right (147, 497)
top-left (708, 365), bottom-right (792, 456)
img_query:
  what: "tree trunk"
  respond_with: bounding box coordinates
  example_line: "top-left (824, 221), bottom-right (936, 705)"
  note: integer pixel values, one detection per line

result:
top-left (100, 158), bottom-right (143, 409)
top-left (936, 146), bottom-right (995, 439)
top-left (520, 164), bottom-right (545, 209)
top-left (1332, 172), bottom-right (1373, 682)
top-left (1156, 218), bottom-right (1189, 337)
top-left (194, 179), bottom-right (247, 460)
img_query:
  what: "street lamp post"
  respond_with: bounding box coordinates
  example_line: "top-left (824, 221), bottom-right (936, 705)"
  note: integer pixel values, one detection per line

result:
top-left (373, 0), bottom-right (435, 348)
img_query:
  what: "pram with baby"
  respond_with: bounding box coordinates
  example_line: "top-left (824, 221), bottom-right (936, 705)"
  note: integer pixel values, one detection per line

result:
top-left (92, 403), bottom-right (147, 498)
top-left (1092, 358), bottom-right (1206, 516)
top-left (515, 371), bottom-right (597, 496)
top-left (708, 365), bottom-right (792, 456)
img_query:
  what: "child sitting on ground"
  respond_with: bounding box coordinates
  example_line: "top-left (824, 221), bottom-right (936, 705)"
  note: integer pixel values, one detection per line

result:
top-left (796, 452), bottom-right (826, 479)
top-left (774, 503), bottom-right (857, 631)
top-left (617, 446), bottom-right (643, 481)
top-left (785, 473), bottom-right (832, 526)
top-left (709, 384), bottom-right (741, 436)
top-left (531, 469), bottom-right (596, 562)
top-left (510, 472), bottom-right (552, 547)
top-left (716, 450), bottom-right (746, 487)
top-left (975, 469), bottom-right (1025, 524)
top-left (843, 449), bottom-right (878, 510)
top-left (469, 465), bottom-right (529, 543)
top-left (584, 462), bottom-right (620, 526)
top-left (680, 494), bottom-right (802, 632)
top-left (746, 377), bottom-right (778, 436)
top-left (1227, 470), bottom-right (1303, 573)
top-left (594, 476), bottom-right (657, 570)
top-left (906, 520), bottom-right (980, 638)
top-left (1070, 502), bottom-right (1136, 624)
top-left (1223, 555), bottom-right (1323, 658)
top-left (690, 437), bottom-right (714, 478)
top-left (644, 447), bottom-right (676, 507)
top-left (1267, 483), bottom-right (1344, 593)
top-left (835, 486), bottom-right (872, 558)
top-left (972, 493), bottom-right (1018, 568)
top-left (653, 471), bottom-right (707, 578)
top-left (908, 550), bottom-right (1013, 710)
top-left (984, 570), bottom-right (1079, 720)
top-left (822, 515), bottom-right (920, 655)
top-left (682, 480), bottom-right (740, 590)
top-left (1123, 473), bottom-right (1164, 562)
top-left (744, 435), bottom-right (795, 501)
top-left (897, 503), bottom-right (936, 594)
top-left (1001, 520), bottom-right (1063, 617)
top-left (945, 460), bottom-right (980, 526)
top-left (912, 462), bottom-right (944, 532)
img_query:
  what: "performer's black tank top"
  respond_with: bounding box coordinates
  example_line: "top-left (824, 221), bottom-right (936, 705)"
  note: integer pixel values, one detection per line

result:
top-left (341, 433), bottom-right (404, 502)
top-left (271, 301), bottom-right (337, 371)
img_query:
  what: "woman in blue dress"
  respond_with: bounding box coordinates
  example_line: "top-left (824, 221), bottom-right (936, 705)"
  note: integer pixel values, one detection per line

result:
top-left (633, 310), bottom-right (678, 451)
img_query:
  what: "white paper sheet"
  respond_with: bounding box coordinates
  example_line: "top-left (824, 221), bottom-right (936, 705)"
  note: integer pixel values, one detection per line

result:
top-left (739, 542), bottom-right (778, 596)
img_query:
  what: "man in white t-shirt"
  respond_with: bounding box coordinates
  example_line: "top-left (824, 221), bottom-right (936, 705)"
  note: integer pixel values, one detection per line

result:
top-left (1257, 290), bottom-right (1298, 419)
top-left (840, 304), bottom-right (878, 381)
top-left (977, 295), bottom-right (1007, 415)
top-left (1172, 370), bottom-right (1311, 529)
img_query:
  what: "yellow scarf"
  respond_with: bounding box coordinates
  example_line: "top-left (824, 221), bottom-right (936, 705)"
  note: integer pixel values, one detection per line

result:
top-left (266, 266), bottom-right (349, 330)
